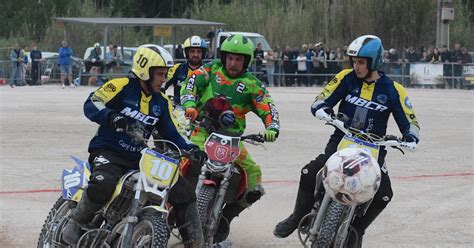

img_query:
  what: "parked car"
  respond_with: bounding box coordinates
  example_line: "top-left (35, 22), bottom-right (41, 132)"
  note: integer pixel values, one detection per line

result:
top-left (83, 46), bottom-right (137, 68)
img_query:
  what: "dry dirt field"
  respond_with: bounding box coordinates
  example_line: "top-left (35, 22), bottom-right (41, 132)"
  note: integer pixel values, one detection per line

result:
top-left (1, 85), bottom-right (473, 247)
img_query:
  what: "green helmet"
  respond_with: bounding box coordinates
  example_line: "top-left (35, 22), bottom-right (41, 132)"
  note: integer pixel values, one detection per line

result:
top-left (220, 34), bottom-right (254, 70)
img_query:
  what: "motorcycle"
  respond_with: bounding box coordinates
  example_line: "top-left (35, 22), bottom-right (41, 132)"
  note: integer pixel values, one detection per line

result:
top-left (37, 125), bottom-right (193, 248)
top-left (179, 100), bottom-right (265, 246)
top-left (296, 109), bottom-right (417, 248)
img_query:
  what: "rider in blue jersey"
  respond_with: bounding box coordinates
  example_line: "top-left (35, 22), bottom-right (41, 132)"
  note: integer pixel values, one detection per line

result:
top-left (163, 36), bottom-right (207, 105)
top-left (274, 35), bottom-right (420, 247)
top-left (62, 44), bottom-right (206, 247)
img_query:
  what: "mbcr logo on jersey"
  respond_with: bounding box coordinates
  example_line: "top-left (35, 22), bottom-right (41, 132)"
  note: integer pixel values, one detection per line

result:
top-left (120, 107), bottom-right (159, 125)
top-left (345, 94), bottom-right (388, 112)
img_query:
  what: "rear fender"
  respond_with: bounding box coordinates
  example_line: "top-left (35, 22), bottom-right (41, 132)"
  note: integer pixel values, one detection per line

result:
top-left (61, 156), bottom-right (91, 202)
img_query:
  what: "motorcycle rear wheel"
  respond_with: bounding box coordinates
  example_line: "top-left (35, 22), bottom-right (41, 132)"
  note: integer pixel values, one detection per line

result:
top-left (37, 196), bottom-right (71, 248)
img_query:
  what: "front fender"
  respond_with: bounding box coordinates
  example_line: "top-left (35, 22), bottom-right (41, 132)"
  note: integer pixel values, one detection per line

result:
top-left (203, 179), bottom-right (217, 186)
top-left (141, 206), bottom-right (169, 216)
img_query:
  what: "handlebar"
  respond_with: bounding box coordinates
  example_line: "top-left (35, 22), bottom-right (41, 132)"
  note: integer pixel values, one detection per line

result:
top-left (315, 108), bottom-right (417, 152)
top-left (241, 134), bottom-right (265, 143)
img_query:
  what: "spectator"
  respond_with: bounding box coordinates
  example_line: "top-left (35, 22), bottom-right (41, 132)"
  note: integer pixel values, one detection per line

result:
top-left (282, 45), bottom-right (296, 86)
top-left (58, 40), bottom-right (74, 88)
top-left (206, 26), bottom-right (216, 41)
top-left (9, 43), bottom-right (24, 87)
top-left (440, 45), bottom-right (451, 63)
top-left (405, 46), bottom-right (420, 63)
top-left (450, 43), bottom-right (463, 88)
top-left (334, 47), bottom-right (343, 71)
top-left (296, 51), bottom-right (308, 86)
top-left (426, 46), bottom-right (435, 61)
top-left (21, 45), bottom-right (29, 86)
top-left (30, 42), bottom-right (44, 85)
top-left (312, 42), bottom-right (325, 85)
top-left (273, 45), bottom-right (282, 86)
top-left (264, 49), bottom-right (276, 87)
top-left (105, 44), bottom-right (122, 73)
top-left (459, 47), bottom-right (472, 64)
top-left (253, 43), bottom-right (264, 79)
top-left (175, 44), bottom-right (185, 60)
top-left (387, 48), bottom-right (399, 63)
top-left (304, 44), bottom-right (314, 85)
top-left (451, 43), bottom-right (462, 62)
top-left (419, 51), bottom-right (429, 62)
top-left (85, 42), bottom-right (105, 74)
top-left (430, 48), bottom-right (442, 63)
top-left (387, 48), bottom-right (402, 81)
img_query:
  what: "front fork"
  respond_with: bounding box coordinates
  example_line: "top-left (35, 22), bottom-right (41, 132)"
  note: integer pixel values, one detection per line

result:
top-left (120, 176), bottom-right (143, 248)
top-left (196, 163), bottom-right (233, 244)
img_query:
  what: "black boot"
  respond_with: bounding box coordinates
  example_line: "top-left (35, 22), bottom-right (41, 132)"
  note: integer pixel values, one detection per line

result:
top-left (213, 202), bottom-right (246, 243)
top-left (62, 193), bottom-right (102, 245)
top-left (273, 187), bottom-right (315, 238)
top-left (182, 203), bottom-right (204, 248)
top-left (347, 207), bottom-right (385, 248)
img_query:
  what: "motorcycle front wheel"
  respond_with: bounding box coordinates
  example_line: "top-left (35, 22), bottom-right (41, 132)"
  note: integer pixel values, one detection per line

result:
top-left (196, 185), bottom-right (217, 242)
top-left (312, 200), bottom-right (344, 248)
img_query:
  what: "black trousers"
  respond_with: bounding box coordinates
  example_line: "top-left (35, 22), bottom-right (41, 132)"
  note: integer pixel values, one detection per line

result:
top-left (86, 149), bottom-right (196, 207)
top-left (31, 64), bottom-right (40, 85)
top-left (299, 141), bottom-right (393, 230)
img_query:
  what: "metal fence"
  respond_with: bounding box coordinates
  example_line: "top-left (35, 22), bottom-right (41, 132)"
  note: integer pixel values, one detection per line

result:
top-left (1, 59), bottom-right (473, 89)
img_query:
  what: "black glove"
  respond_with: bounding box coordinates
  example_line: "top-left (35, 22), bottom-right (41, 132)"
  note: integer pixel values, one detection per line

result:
top-left (219, 111), bottom-right (236, 128)
top-left (160, 87), bottom-right (166, 93)
top-left (109, 112), bottom-right (128, 132)
top-left (402, 133), bottom-right (418, 143)
top-left (322, 107), bottom-right (334, 117)
top-left (189, 146), bottom-right (207, 165)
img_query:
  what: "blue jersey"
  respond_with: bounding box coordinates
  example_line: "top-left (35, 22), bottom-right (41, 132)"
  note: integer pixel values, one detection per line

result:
top-left (84, 77), bottom-right (194, 160)
top-left (311, 69), bottom-right (420, 143)
top-left (164, 62), bottom-right (198, 105)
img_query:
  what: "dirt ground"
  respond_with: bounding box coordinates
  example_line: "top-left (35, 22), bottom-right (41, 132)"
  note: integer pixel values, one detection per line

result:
top-left (0, 85), bottom-right (473, 248)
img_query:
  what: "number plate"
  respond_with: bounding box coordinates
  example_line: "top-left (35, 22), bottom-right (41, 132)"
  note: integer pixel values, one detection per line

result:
top-left (204, 133), bottom-right (241, 165)
top-left (337, 135), bottom-right (380, 158)
top-left (140, 148), bottom-right (179, 188)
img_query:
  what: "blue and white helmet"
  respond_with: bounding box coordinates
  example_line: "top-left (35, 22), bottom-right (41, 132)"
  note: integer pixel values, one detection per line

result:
top-left (346, 35), bottom-right (384, 71)
top-left (183, 36), bottom-right (207, 58)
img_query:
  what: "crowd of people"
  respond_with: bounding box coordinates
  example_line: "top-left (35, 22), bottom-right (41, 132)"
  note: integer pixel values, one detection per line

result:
top-left (5, 36), bottom-right (472, 89)
top-left (6, 40), bottom-right (125, 88)
top-left (260, 42), bottom-right (472, 87)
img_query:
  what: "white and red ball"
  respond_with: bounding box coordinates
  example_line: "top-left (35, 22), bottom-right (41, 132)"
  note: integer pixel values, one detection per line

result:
top-left (323, 148), bottom-right (381, 205)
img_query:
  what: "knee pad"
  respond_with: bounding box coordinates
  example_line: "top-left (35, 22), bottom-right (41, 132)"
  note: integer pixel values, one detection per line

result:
top-left (300, 156), bottom-right (325, 190)
top-left (371, 185), bottom-right (393, 209)
top-left (86, 172), bottom-right (119, 204)
top-left (244, 185), bottom-right (265, 205)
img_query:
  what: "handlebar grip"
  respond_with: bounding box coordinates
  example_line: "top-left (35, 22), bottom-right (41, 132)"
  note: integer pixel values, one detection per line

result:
top-left (400, 142), bottom-right (417, 151)
top-left (315, 108), bottom-right (331, 121)
top-left (242, 134), bottom-right (265, 143)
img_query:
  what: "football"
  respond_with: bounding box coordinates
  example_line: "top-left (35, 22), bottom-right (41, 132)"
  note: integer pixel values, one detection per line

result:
top-left (323, 147), bottom-right (382, 205)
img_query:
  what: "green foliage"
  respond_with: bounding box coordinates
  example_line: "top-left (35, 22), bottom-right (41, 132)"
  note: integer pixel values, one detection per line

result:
top-left (0, 0), bottom-right (472, 60)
